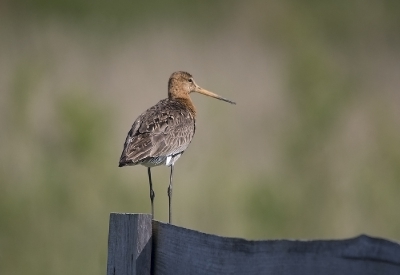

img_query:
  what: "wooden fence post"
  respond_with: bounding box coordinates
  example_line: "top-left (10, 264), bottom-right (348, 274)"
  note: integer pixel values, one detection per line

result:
top-left (107, 213), bottom-right (152, 275)
top-left (107, 213), bottom-right (400, 275)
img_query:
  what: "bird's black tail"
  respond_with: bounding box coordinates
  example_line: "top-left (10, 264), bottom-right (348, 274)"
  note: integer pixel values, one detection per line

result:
top-left (119, 156), bottom-right (134, 167)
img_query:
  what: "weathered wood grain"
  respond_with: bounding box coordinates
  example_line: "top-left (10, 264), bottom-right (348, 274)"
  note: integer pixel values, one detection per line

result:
top-left (107, 213), bottom-right (152, 275)
top-left (152, 221), bottom-right (400, 275)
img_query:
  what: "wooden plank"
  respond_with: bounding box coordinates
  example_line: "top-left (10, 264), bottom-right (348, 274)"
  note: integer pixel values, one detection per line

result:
top-left (152, 221), bottom-right (400, 275)
top-left (107, 213), bottom-right (152, 275)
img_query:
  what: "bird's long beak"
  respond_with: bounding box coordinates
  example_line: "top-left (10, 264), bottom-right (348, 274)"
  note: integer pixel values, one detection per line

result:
top-left (194, 86), bottom-right (236, 105)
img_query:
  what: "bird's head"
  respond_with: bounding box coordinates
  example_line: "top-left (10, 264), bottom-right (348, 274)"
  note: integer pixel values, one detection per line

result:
top-left (168, 71), bottom-right (236, 105)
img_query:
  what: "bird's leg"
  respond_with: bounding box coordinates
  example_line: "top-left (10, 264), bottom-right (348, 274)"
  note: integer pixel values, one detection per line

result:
top-left (147, 167), bottom-right (155, 219)
top-left (167, 164), bottom-right (174, 224)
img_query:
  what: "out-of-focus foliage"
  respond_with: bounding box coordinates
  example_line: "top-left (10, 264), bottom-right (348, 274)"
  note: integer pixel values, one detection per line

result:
top-left (1, 1), bottom-right (400, 274)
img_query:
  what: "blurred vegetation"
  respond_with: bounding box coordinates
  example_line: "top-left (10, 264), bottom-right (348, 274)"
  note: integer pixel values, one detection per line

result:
top-left (1, 0), bottom-right (400, 274)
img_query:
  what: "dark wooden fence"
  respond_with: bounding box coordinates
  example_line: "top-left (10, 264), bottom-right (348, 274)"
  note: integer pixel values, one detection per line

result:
top-left (106, 213), bottom-right (400, 275)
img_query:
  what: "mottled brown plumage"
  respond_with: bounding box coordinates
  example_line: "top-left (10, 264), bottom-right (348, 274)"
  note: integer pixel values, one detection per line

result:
top-left (119, 71), bottom-right (235, 223)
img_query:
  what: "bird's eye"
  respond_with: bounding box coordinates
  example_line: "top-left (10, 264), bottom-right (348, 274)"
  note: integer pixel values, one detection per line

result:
top-left (188, 79), bottom-right (193, 83)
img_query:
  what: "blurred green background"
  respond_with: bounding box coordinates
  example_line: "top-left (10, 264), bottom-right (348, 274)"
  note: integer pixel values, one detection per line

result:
top-left (1, 0), bottom-right (400, 274)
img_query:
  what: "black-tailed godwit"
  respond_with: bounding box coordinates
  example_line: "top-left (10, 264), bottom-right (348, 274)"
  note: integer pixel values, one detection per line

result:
top-left (119, 71), bottom-right (235, 223)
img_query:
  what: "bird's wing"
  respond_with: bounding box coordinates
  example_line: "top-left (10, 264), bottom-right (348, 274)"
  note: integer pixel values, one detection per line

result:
top-left (119, 99), bottom-right (195, 165)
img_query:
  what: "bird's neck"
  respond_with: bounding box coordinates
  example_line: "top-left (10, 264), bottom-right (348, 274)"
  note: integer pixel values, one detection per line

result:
top-left (174, 97), bottom-right (196, 117)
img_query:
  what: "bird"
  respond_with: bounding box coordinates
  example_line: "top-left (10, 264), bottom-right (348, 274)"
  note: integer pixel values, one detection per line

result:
top-left (118, 71), bottom-right (235, 223)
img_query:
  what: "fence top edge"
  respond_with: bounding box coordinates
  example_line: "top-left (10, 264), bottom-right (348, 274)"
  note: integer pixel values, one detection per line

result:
top-left (153, 219), bottom-right (397, 245)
